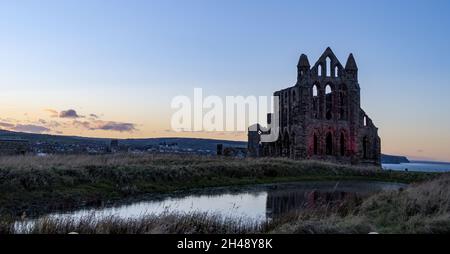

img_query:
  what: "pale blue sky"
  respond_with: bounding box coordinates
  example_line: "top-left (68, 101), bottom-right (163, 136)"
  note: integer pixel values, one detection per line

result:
top-left (0, 0), bottom-right (449, 160)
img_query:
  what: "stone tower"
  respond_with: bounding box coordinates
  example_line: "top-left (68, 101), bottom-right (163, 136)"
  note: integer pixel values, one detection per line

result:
top-left (248, 48), bottom-right (381, 166)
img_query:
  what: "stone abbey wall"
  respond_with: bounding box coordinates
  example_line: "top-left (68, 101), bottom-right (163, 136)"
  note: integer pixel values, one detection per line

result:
top-left (248, 48), bottom-right (381, 166)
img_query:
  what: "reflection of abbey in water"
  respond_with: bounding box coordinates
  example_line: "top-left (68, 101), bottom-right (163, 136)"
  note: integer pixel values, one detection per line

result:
top-left (248, 48), bottom-right (381, 165)
top-left (265, 189), bottom-right (358, 218)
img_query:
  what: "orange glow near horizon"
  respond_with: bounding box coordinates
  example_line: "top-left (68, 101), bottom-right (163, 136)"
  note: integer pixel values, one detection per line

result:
top-left (0, 107), bottom-right (449, 162)
top-left (1, 1), bottom-right (450, 163)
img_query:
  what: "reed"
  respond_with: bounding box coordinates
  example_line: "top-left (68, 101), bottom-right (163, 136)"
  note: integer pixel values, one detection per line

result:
top-left (0, 153), bottom-right (436, 217)
top-left (2, 174), bottom-right (448, 234)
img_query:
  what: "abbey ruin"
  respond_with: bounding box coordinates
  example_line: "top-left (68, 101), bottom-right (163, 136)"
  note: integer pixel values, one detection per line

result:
top-left (248, 48), bottom-right (381, 165)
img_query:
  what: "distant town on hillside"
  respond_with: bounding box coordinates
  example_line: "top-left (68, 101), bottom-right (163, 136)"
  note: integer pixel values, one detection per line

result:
top-left (0, 129), bottom-right (409, 164)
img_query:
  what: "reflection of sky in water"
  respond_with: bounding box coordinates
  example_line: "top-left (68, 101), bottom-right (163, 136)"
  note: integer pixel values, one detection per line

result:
top-left (62, 192), bottom-right (269, 222)
top-left (15, 181), bottom-right (406, 232)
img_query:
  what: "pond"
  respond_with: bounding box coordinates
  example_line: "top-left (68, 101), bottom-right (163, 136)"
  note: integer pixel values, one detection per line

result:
top-left (15, 180), bottom-right (405, 232)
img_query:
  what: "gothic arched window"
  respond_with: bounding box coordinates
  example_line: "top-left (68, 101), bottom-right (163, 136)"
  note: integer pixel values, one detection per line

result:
top-left (312, 85), bottom-right (319, 119)
top-left (362, 136), bottom-right (368, 159)
top-left (312, 85), bottom-right (318, 97)
top-left (326, 57), bottom-right (331, 77)
top-left (325, 84), bottom-right (332, 120)
top-left (340, 132), bottom-right (346, 156)
top-left (326, 132), bottom-right (333, 155)
top-left (313, 133), bottom-right (318, 155)
top-left (339, 84), bottom-right (348, 120)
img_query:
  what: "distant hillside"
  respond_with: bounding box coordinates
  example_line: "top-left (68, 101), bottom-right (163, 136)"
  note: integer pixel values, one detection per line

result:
top-left (1, 130), bottom-right (412, 161)
top-left (0, 130), bottom-right (246, 151)
top-left (119, 137), bottom-right (246, 151)
top-left (381, 154), bottom-right (410, 164)
top-left (0, 130), bottom-right (108, 144)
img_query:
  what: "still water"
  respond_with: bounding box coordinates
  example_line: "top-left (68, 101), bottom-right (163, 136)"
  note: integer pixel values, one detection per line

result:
top-left (19, 181), bottom-right (405, 229)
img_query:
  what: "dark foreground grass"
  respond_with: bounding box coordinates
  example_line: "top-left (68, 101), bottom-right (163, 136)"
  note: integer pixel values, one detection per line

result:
top-left (2, 213), bottom-right (267, 234)
top-left (0, 153), bottom-right (437, 217)
top-left (272, 173), bottom-right (450, 234)
top-left (1, 174), bottom-right (449, 234)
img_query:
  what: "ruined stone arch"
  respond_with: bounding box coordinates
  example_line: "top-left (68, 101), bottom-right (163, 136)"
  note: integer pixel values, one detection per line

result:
top-left (362, 136), bottom-right (369, 159)
top-left (309, 129), bottom-right (320, 156)
top-left (325, 131), bottom-right (333, 155)
top-left (339, 83), bottom-right (348, 120)
top-left (340, 130), bottom-right (347, 156)
top-left (373, 138), bottom-right (379, 160)
top-left (360, 111), bottom-right (369, 127)
top-left (311, 83), bottom-right (320, 119)
top-left (250, 48), bottom-right (381, 166)
top-left (313, 132), bottom-right (319, 155)
top-left (326, 57), bottom-right (332, 77)
top-left (325, 83), bottom-right (333, 120)
top-left (325, 83), bottom-right (334, 93)
top-left (312, 84), bottom-right (319, 97)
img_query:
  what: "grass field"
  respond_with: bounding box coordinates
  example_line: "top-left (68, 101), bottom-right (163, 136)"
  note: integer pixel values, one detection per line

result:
top-left (0, 153), bottom-right (438, 218)
top-left (1, 173), bottom-right (448, 234)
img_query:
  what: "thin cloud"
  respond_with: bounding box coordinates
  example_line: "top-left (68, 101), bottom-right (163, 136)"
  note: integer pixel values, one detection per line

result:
top-left (12, 124), bottom-right (50, 134)
top-left (5, 109), bottom-right (137, 134)
top-left (72, 120), bottom-right (137, 132)
top-left (0, 122), bottom-right (15, 129)
top-left (50, 121), bottom-right (62, 128)
top-left (73, 120), bottom-right (91, 129)
top-left (60, 109), bottom-right (83, 118)
top-left (93, 121), bottom-right (137, 132)
top-left (44, 109), bottom-right (59, 118)
top-left (31, 118), bottom-right (62, 129)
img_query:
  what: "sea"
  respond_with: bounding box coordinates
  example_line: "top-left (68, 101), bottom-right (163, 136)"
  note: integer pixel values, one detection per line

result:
top-left (382, 161), bottom-right (450, 173)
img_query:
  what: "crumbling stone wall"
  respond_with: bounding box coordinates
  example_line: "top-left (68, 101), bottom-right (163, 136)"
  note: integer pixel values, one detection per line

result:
top-left (248, 48), bottom-right (381, 166)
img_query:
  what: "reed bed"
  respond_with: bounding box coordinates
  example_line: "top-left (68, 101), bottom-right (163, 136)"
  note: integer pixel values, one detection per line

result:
top-left (1, 174), bottom-right (448, 234)
top-left (0, 153), bottom-right (436, 216)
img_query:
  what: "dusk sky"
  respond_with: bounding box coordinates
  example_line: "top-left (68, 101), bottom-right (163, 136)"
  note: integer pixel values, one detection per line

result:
top-left (1, 0), bottom-right (450, 161)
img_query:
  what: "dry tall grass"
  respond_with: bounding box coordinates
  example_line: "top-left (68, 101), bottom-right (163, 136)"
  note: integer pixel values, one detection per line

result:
top-left (1, 174), bottom-right (448, 234)
top-left (0, 153), bottom-right (435, 216)
top-left (8, 213), bottom-right (265, 234)
top-left (271, 174), bottom-right (450, 234)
